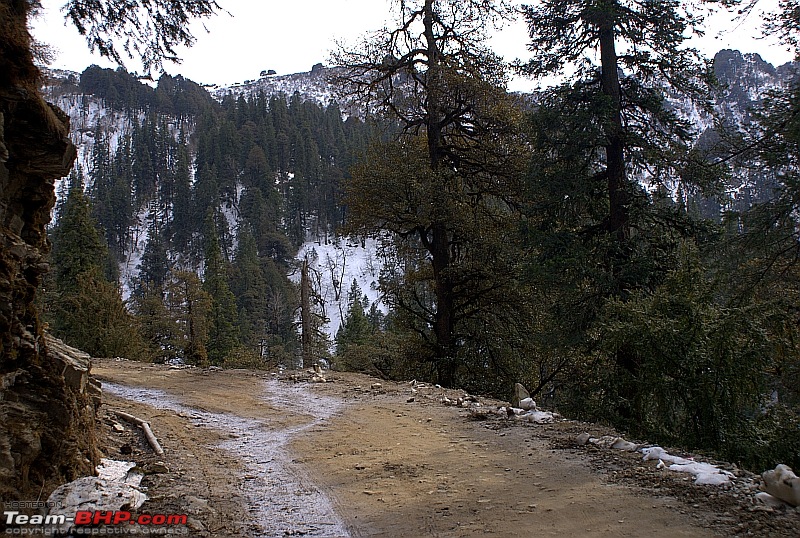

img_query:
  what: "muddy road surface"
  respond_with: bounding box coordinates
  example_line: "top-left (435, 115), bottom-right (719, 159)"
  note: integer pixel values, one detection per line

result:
top-left (91, 359), bottom-right (798, 537)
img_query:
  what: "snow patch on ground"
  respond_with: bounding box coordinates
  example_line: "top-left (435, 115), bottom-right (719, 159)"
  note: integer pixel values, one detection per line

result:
top-left (46, 458), bottom-right (147, 534)
top-left (641, 446), bottom-right (734, 485)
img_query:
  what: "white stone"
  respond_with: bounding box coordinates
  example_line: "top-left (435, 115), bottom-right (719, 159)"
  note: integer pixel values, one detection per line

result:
top-left (512, 383), bottom-right (530, 408)
top-left (762, 464), bottom-right (800, 507)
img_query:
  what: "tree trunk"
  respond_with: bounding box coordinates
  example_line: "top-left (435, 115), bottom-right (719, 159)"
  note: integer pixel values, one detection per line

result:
top-left (598, 18), bottom-right (629, 241)
top-left (430, 222), bottom-right (456, 385)
top-left (422, 0), bottom-right (457, 386)
top-left (599, 14), bottom-right (639, 398)
top-left (300, 257), bottom-right (312, 368)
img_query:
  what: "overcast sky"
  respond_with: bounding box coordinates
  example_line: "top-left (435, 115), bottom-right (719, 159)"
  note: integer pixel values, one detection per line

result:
top-left (32, 0), bottom-right (795, 93)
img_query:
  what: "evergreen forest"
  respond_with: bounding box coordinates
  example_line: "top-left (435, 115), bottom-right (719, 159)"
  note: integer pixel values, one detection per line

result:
top-left (39, 0), bottom-right (800, 473)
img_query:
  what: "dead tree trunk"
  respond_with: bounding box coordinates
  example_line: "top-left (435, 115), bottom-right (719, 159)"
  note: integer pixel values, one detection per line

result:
top-left (300, 257), bottom-right (312, 368)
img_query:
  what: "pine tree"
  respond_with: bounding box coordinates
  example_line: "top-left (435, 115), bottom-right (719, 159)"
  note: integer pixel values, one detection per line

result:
top-left (106, 134), bottom-right (134, 256)
top-left (136, 204), bottom-right (169, 294)
top-left (202, 210), bottom-right (240, 364)
top-left (335, 279), bottom-right (371, 356)
top-left (511, 1), bottom-right (780, 444)
top-left (155, 115), bottom-right (178, 208)
top-left (132, 114), bottom-right (157, 204)
top-left (167, 270), bottom-right (212, 366)
top-left (230, 226), bottom-right (269, 347)
top-left (48, 169), bottom-right (144, 358)
top-left (170, 140), bottom-right (193, 254)
top-left (89, 126), bottom-right (118, 253)
top-left (244, 145), bottom-right (272, 191)
top-left (518, 0), bottom-right (721, 378)
top-left (131, 283), bottom-right (175, 362)
top-left (520, 0), bottom-right (715, 256)
top-left (51, 170), bottom-right (108, 287)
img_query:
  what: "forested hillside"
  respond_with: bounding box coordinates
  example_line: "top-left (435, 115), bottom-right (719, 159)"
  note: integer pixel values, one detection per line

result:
top-left (40, 65), bottom-right (381, 367)
top-left (38, 40), bottom-right (800, 473)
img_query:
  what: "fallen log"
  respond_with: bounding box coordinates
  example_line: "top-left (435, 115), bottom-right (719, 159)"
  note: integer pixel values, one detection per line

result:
top-left (115, 410), bottom-right (164, 456)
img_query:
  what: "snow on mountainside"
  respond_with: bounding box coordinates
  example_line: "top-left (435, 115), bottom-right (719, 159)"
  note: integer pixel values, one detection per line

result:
top-left (662, 50), bottom-right (796, 137)
top-left (38, 49), bottom-right (799, 339)
top-left (293, 237), bottom-right (388, 343)
top-left (712, 49), bottom-right (797, 126)
top-left (41, 91), bottom-right (135, 178)
top-left (210, 64), bottom-right (340, 107)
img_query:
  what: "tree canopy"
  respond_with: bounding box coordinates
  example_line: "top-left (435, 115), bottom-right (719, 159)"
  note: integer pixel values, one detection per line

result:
top-left (63, 0), bottom-right (224, 74)
top-left (334, 0), bottom-right (528, 387)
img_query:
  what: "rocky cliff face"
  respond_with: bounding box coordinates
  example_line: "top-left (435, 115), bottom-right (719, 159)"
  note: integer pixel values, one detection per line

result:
top-left (713, 49), bottom-right (794, 126)
top-left (0, 0), bottom-right (98, 502)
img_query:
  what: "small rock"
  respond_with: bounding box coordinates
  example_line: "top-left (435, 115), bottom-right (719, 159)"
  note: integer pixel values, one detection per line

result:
top-left (755, 491), bottom-right (792, 509)
top-left (762, 464), bottom-right (800, 507)
top-left (406, 397), bottom-right (415, 403)
top-left (186, 517), bottom-right (205, 532)
top-left (184, 496), bottom-right (213, 515)
top-left (576, 432), bottom-right (591, 446)
top-left (112, 422), bottom-right (125, 433)
top-left (371, 383), bottom-right (382, 390)
top-left (513, 383), bottom-right (530, 408)
top-left (147, 462), bottom-right (169, 474)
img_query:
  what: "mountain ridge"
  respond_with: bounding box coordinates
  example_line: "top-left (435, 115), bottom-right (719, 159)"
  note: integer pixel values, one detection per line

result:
top-left (36, 47), bottom-right (798, 358)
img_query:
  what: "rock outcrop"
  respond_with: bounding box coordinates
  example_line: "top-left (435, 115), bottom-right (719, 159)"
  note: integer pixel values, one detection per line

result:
top-left (0, 0), bottom-right (97, 502)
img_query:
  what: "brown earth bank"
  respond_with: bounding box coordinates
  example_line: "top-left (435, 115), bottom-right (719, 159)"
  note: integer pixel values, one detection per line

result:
top-left (84, 358), bottom-right (798, 537)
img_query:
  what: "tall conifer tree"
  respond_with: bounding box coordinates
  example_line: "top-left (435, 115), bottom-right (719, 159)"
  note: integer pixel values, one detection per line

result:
top-left (230, 226), bottom-right (269, 347)
top-left (48, 170), bottom-right (143, 358)
top-left (519, 0), bottom-right (719, 339)
top-left (518, 0), bottom-right (735, 433)
top-left (202, 210), bottom-right (240, 364)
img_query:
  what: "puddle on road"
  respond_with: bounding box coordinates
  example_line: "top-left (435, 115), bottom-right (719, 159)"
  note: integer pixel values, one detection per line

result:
top-left (104, 380), bottom-right (350, 537)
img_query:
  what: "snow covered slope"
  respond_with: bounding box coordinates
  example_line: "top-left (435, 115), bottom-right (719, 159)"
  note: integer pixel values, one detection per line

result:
top-left (211, 64), bottom-right (340, 107)
top-left (294, 237), bottom-right (387, 342)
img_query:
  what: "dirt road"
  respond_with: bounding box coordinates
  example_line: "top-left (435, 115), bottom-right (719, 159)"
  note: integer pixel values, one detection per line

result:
top-left (91, 359), bottom-right (797, 537)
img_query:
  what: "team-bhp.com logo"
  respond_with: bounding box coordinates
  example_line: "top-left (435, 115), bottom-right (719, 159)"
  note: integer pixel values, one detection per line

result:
top-left (4, 510), bottom-right (188, 535)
